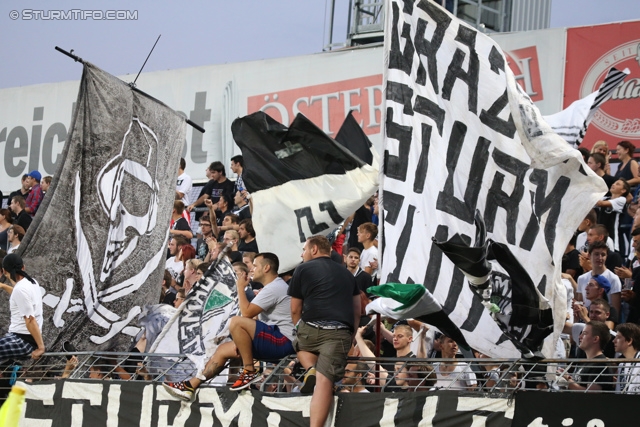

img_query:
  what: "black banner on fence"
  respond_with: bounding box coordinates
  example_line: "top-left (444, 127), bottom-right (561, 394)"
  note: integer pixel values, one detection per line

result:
top-left (21, 381), bottom-right (514, 426)
top-left (512, 391), bottom-right (632, 427)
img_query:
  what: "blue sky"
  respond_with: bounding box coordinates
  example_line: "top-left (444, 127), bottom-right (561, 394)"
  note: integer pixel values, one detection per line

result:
top-left (0, 0), bottom-right (638, 89)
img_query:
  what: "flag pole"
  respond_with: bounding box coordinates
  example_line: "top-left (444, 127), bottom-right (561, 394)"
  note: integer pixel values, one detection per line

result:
top-left (53, 46), bottom-right (205, 134)
top-left (132, 34), bottom-right (161, 87)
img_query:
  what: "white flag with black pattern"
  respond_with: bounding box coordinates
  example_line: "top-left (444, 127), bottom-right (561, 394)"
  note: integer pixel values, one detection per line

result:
top-left (380, 0), bottom-right (607, 357)
top-left (232, 111), bottom-right (379, 272)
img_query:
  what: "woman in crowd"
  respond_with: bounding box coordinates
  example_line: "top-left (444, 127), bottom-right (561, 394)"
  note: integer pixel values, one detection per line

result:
top-left (615, 141), bottom-right (640, 186)
top-left (182, 258), bottom-right (203, 294)
top-left (175, 244), bottom-right (196, 288)
top-left (591, 140), bottom-right (611, 174)
top-left (0, 208), bottom-right (13, 251)
top-left (587, 153), bottom-right (616, 188)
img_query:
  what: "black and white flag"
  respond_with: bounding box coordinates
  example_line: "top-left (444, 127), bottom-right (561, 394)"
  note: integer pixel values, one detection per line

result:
top-left (149, 257), bottom-right (238, 378)
top-left (380, 0), bottom-right (607, 357)
top-left (544, 67), bottom-right (629, 148)
top-left (432, 211), bottom-right (554, 357)
top-left (12, 63), bottom-right (186, 352)
top-left (232, 111), bottom-right (379, 272)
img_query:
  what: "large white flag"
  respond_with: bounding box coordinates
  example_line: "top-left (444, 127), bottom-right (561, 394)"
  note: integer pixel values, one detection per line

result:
top-left (379, 0), bottom-right (607, 357)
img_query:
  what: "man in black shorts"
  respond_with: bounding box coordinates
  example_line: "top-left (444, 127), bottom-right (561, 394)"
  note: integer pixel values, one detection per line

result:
top-left (289, 235), bottom-right (360, 427)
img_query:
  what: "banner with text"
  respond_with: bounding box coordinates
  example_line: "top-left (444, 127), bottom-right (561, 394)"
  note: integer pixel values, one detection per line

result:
top-left (380, 0), bottom-right (606, 357)
top-left (20, 381), bottom-right (514, 427)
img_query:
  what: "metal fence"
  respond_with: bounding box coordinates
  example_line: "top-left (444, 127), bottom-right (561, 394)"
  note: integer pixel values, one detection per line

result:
top-left (1, 353), bottom-right (636, 396)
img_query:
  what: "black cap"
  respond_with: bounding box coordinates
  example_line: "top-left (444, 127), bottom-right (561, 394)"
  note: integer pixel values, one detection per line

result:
top-left (2, 253), bottom-right (24, 281)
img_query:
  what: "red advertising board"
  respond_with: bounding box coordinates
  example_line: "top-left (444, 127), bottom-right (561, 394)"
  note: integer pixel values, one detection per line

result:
top-left (247, 75), bottom-right (383, 137)
top-left (565, 21), bottom-right (640, 150)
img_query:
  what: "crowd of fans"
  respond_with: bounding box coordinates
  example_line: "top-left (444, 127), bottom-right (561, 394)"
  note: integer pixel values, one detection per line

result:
top-left (153, 142), bottom-right (640, 405)
top-left (3, 141), bottom-right (640, 422)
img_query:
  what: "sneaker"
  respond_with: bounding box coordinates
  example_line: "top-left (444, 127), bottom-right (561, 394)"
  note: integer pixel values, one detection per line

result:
top-left (300, 367), bottom-right (316, 394)
top-left (163, 381), bottom-right (194, 401)
top-left (230, 369), bottom-right (261, 391)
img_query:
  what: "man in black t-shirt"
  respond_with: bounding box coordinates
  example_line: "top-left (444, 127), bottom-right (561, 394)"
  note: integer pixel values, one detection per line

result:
top-left (238, 219), bottom-right (258, 253)
top-left (9, 196), bottom-right (32, 232)
top-left (187, 161), bottom-right (235, 213)
top-left (170, 201), bottom-right (193, 240)
top-left (8, 175), bottom-right (31, 206)
top-left (345, 247), bottom-right (373, 295)
top-left (289, 235), bottom-right (360, 427)
top-left (563, 321), bottom-right (615, 391)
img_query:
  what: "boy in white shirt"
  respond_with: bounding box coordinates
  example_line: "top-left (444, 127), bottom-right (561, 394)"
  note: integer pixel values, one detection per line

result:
top-left (357, 222), bottom-right (378, 278)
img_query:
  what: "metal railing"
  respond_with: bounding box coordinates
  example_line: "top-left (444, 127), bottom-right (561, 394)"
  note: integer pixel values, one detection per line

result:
top-left (1, 353), bottom-right (636, 395)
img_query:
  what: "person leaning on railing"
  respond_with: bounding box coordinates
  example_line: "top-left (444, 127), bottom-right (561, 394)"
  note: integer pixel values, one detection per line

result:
top-left (560, 321), bottom-right (615, 392)
top-left (433, 334), bottom-right (477, 391)
top-left (613, 323), bottom-right (640, 393)
top-left (0, 254), bottom-right (45, 362)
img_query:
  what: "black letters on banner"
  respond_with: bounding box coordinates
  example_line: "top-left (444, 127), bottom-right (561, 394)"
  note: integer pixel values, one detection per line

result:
top-left (484, 149), bottom-right (528, 244)
top-left (436, 122), bottom-right (490, 224)
top-left (413, 123), bottom-right (432, 194)
top-left (442, 25), bottom-right (479, 114)
top-left (413, 95), bottom-right (445, 136)
top-left (387, 81), bottom-right (415, 116)
top-left (519, 170), bottom-right (570, 254)
top-left (414, 1), bottom-right (451, 90)
top-left (384, 108), bottom-right (413, 182)
top-left (386, 204), bottom-right (416, 284)
top-left (319, 201), bottom-right (344, 224)
top-left (480, 89), bottom-right (517, 138)
top-left (389, 1), bottom-right (415, 76)
top-left (382, 190), bottom-right (406, 226)
top-left (487, 45), bottom-right (505, 73)
top-left (442, 238), bottom-right (469, 315)
top-left (294, 206), bottom-right (329, 242)
top-left (424, 225), bottom-right (450, 293)
top-left (460, 291), bottom-right (488, 333)
top-left (480, 47), bottom-right (516, 138)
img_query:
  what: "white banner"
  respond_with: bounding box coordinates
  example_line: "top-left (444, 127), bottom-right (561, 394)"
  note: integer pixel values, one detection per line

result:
top-left (380, 0), bottom-right (606, 357)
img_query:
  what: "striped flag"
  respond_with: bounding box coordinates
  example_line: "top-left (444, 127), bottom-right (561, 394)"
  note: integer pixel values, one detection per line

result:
top-left (544, 67), bottom-right (629, 147)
